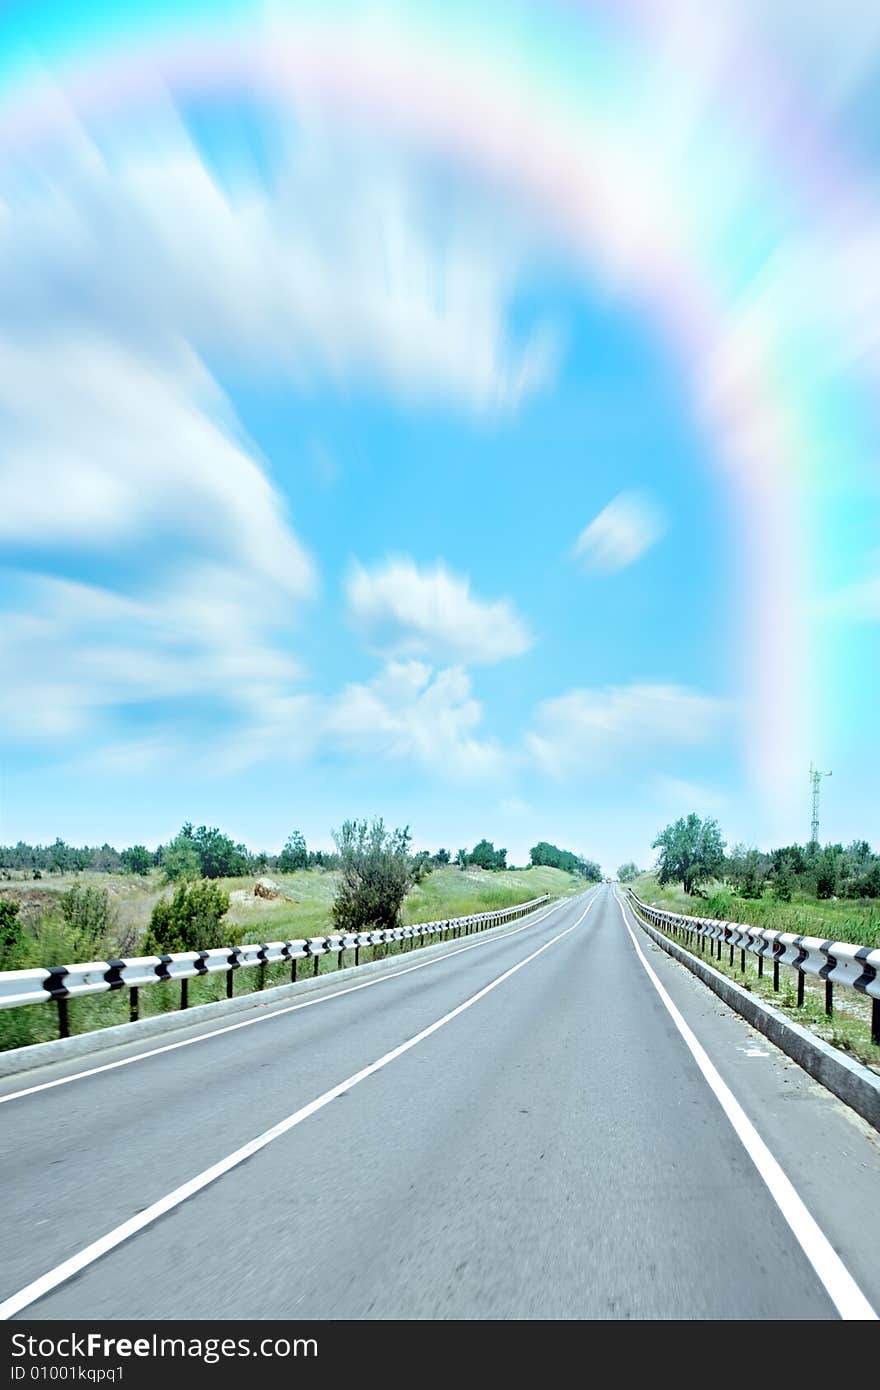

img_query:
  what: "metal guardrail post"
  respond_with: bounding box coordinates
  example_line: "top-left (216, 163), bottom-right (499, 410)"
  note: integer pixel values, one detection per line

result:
top-left (57, 995), bottom-right (69, 1039)
top-left (130, 986), bottom-right (139, 1022)
top-left (180, 978), bottom-right (188, 1010)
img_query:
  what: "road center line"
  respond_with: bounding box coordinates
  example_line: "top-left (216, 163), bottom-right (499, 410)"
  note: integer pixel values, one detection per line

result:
top-left (0, 893), bottom-right (596, 1320)
top-left (0, 892), bottom-right (593, 1106)
top-left (614, 892), bottom-right (877, 1322)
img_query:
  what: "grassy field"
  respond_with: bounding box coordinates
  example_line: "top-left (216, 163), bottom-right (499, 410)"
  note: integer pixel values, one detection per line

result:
top-left (628, 874), bottom-right (880, 1073)
top-left (0, 864), bottom-right (582, 1052)
top-left (631, 873), bottom-right (880, 949)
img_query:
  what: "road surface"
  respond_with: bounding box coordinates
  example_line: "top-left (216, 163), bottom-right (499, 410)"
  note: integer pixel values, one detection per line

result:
top-left (1, 885), bottom-right (879, 1319)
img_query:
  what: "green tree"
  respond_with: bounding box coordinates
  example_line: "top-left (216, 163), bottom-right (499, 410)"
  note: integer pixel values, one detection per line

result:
top-left (455, 848), bottom-right (468, 870)
top-left (160, 826), bottom-right (201, 883)
top-left (739, 850), bottom-right (765, 899)
top-left (578, 858), bottom-right (603, 883)
top-left (146, 880), bottom-right (234, 953)
top-left (617, 862), bottom-right (639, 883)
top-left (652, 814), bottom-right (726, 896)
top-left (192, 825), bottom-right (250, 878)
top-left (815, 848), bottom-right (839, 900)
top-left (49, 838), bottom-right (70, 874)
top-left (278, 831), bottom-right (308, 872)
top-left (331, 819), bottom-right (414, 933)
top-left (121, 845), bottom-right (152, 876)
top-left (468, 839), bottom-right (507, 871)
top-left (433, 848), bottom-right (451, 866)
top-left (772, 859), bottom-right (795, 902)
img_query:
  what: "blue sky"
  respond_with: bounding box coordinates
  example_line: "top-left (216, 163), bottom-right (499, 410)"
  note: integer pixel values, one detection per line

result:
top-left (1, 6), bottom-right (879, 871)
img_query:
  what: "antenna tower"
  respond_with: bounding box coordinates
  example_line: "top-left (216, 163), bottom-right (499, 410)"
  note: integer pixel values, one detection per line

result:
top-left (809, 762), bottom-right (832, 847)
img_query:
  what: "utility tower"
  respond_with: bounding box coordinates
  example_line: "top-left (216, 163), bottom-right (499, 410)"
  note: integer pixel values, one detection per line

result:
top-left (809, 763), bottom-right (832, 848)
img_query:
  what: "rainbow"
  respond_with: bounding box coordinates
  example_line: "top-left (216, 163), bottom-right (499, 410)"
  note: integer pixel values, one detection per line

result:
top-left (2, 1), bottom-right (871, 821)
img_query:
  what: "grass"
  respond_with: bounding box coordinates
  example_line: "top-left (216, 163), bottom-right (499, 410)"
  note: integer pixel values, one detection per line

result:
top-left (628, 876), bottom-right (880, 1073)
top-left (0, 864), bottom-right (581, 1053)
top-left (632, 873), bottom-right (880, 949)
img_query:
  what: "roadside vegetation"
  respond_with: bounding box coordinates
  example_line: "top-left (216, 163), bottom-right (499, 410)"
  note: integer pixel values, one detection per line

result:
top-left (628, 812), bottom-right (880, 948)
top-left (0, 824), bottom-right (594, 1052)
top-left (621, 810), bottom-right (880, 1073)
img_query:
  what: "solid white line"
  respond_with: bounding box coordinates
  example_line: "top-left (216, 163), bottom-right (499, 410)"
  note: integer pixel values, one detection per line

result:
top-left (614, 892), bottom-right (877, 1322)
top-left (0, 893), bottom-right (591, 1107)
top-left (0, 894), bottom-right (597, 1320)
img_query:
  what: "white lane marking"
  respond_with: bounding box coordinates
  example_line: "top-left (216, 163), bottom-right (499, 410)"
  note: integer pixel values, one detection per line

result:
top-left (615, 893), bottom-right (877, 1322)
top-left (0, 895), bottom-right (597, 1319)
top-left (0, 894), bottom-right (593, 1107)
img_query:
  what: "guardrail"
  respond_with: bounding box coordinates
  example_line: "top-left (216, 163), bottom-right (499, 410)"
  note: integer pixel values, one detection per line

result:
top-left (626, 889), bottom-right (880, 1044)
top-left (0, 895), bottom-right (552, 1040)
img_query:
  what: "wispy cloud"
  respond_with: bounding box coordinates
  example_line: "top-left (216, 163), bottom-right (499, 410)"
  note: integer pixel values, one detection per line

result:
top-left (572, 492), bottom-right (666, 573)
top-left (346, 558), bottom-right (532, 665)
top-left (0, 102), bottom-right (553, 766)
top-left (322, 661), bottom-right (505, 780)
top-left (528, 683), bottom-right (727, 777)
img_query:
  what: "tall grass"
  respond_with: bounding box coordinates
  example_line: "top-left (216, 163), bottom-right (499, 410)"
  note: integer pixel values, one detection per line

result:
top-left (633, 874), bottom-right (880, 948)
top-left (0, 864), bottom-right (581, 1053)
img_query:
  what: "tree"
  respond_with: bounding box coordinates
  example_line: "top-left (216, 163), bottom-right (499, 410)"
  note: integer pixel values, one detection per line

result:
top-left (121, 845), bottom-right (152, 876)
top-left (530, 842), bottom-right (601, 879)
top-left (331, 819), bottom-right (414, 933)
top-left (468, 839), bottom-right (507, 871)
top-left (192, 825), bottom-right (250, 878)
top-left (739, 850), bottom-right (765, 899)
top-left (433, 848), bottom-right (451, 866)
top-left (815, 848), bottom-right (838, 900)
top-left (772, 858), bottom-right (795, 902)
top-left (49, 838), bottom-right (70, 874)
top-left (455, 849), bottom-right (468, 870)
top-left (617, 862), bottom-right (639, 883)
top-left (278, 831), bottom-right (308, 873)
top-left (146, 880), bottom-right (234, 953)
top-left (578, 859), bottom-right (603, 883)
top-left (411, 850), bottom-right (434, 883)
top-left (160, 828), bottom-right (201, 883)
top-left (652, 814), bottom-right (726, 896)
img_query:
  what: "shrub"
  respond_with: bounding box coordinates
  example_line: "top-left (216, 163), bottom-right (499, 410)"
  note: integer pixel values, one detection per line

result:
top-left (59, 884), bottom-right (116, 954)
top-left (0, 900), bottom-right (23, 967)
top-left (145, 880), bottom-right (235, 953)
top-left (331, 819), bottom-right (414, 933)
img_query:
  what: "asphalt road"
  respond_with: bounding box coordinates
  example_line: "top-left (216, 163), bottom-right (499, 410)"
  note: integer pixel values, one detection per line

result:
top-left (1, 884), bottom-right (879, 1320)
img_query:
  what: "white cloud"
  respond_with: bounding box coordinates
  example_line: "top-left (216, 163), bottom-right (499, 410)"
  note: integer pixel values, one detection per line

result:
top-left (652, 776), bottom-right (728, 814)
top-left (0, 102), bottom-right (555, 766)
top-left (346, 558), bottom-right (532, 665)
top-left (0, 570), bottom-right (305, 747)
top-left (528, 683), bottom-right (727, 777)
top-left (572, 492), bottom-right (666, 573)
top-left (323, 661), bottom-right (504, 779)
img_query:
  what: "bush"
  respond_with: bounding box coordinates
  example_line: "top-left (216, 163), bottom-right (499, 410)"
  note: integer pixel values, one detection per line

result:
top-left (59, 885), bottom-right (116, 955)
top-left (331, 819), bottom-right (414, 933)
top-left (0, 900), bottom-right (23, 967)
top-left (145, 880), bottom-right (235, 953)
